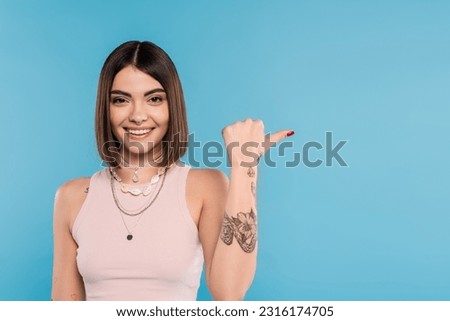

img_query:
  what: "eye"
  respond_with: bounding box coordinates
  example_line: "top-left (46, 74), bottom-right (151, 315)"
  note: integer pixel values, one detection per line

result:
top-left (111, 97), bottom-right (128, 105)
top-left (148, 96), bottom-right (164, 105)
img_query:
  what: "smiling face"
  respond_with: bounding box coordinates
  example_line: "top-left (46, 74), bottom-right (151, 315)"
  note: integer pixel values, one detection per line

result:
top-left (95, 41), bottom-right (189, 168)
top-left (109, 65), bottom-right (169, 164)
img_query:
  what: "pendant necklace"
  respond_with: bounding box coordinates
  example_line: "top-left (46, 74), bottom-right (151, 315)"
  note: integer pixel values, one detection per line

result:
top-left (110, 164), bottom-right (171, 240)
top-left (110, 166), bottom-right (165, 196)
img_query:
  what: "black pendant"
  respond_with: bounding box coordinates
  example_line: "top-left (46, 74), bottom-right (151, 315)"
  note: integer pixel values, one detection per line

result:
top-left (127, 234), bottom-right (133, 240)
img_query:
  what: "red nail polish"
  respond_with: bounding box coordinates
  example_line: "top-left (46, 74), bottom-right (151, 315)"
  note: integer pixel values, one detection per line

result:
top-left (287, 130), bottom-right (295, 137)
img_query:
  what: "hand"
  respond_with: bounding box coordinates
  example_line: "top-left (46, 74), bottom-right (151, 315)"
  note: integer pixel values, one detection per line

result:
top-left (221, 118), bottom-right (294, 168)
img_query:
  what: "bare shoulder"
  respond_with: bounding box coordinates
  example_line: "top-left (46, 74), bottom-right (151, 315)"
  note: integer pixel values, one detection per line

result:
top-left (187, 168), bottom-right (229, 213)
top-left (57, 177), bottom-right (90, 194)
top-left (188, 168), bottom-right (229, 192)
top-left (184, 168), bottom-right (228, 230)
top-left (55, 177), bottom-right (91, 202)
top-left (54, 177), bottom-right (91, 230)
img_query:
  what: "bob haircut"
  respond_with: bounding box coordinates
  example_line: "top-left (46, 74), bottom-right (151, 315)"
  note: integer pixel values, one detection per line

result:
top-left (95, 40), bottom-right (188, 168)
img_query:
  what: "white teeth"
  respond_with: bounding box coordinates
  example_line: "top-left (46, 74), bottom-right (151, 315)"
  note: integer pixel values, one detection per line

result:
top-left (127, 128), bottom-right (152, 135)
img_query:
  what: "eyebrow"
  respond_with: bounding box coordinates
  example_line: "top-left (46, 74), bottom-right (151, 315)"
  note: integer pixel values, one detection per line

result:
top-left (110, 88), bottom-right (166, 97)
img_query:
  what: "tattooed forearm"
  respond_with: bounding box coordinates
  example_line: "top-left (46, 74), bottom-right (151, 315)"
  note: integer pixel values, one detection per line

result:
top-left (220, 209), bottom-right (257, 253)
top-left (247, 167), bottom-right (255, 177)
top-left (251, 181), bottom-right (256, 198)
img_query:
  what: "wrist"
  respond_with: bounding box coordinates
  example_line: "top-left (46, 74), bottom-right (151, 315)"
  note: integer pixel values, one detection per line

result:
top-left (229, 151), bottom-right (261, 169)
top-left (230, 165), bottom-right (258, 177)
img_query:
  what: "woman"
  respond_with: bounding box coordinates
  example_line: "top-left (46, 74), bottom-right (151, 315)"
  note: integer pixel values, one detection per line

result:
top-left (51, 41), bottom-right (294, 301)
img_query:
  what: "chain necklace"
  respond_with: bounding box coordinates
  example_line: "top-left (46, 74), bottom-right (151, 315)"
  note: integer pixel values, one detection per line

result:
top-left (109, 165), bottom-right (170, 240)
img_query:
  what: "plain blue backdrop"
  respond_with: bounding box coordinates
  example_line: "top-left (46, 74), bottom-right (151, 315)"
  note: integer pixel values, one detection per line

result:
top-left (1, 0), bottom-right (449, 300)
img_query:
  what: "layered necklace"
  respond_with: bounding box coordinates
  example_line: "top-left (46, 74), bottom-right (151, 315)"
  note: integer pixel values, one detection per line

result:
top-left (109, 164), bottom-right (172, 241)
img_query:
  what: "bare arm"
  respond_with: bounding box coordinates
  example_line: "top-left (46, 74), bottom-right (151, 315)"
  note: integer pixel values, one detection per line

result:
top-left (206, 166), bottom-right (257, 300)
top-left (51, 179), bottom-right (89, 300)
top-left (200, 119), bottom-right (292, 300)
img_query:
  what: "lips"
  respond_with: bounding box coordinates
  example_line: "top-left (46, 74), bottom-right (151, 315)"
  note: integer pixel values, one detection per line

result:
top-left (126, 128), bottom-right (152, 135)
top-left (124, 127), bottom-right (155, 138)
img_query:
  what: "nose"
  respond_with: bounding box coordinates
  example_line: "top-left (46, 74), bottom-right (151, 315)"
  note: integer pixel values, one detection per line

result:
top-left (128, 101), bottom-right (148, 125)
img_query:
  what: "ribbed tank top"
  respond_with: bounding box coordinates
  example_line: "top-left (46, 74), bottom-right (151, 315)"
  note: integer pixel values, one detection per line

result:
top-left (71, 161), bottom-right (204, 301)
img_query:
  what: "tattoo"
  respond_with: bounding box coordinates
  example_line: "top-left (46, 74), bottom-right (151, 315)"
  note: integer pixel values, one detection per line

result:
top-left (84, 187), bottom-right (89, 193)
top-left (220, 214), bottom-right (234, 246)
top-left (251, 181), bottom-right (256, 198)
top-left (220, 209), bottom-right (257, 253)
top-left (247, 167), bottom-right (255, 178)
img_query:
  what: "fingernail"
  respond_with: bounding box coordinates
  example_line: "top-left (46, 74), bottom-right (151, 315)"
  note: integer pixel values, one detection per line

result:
top-left (287, 130), bottom-right (295, 137)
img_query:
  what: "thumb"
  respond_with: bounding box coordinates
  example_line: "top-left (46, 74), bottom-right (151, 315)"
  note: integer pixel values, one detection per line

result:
top-left (263, 130), bottom-right (295, 153)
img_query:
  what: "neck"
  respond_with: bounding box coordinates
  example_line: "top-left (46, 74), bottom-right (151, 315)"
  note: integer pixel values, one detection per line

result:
top-left (121, 143), bottom-right (165, 164)
top-left (115, 149), bottom-right (166, 185)
top-left (116, 166), bottom-right (161, 185)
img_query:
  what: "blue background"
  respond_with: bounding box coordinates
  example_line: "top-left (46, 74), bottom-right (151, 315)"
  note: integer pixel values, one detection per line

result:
top-left (1, 0), bottom-right (449, 300)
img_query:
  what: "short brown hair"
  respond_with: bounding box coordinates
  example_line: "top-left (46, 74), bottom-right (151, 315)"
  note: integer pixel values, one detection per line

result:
top-left (95, 41), bottom-right (188, 168)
